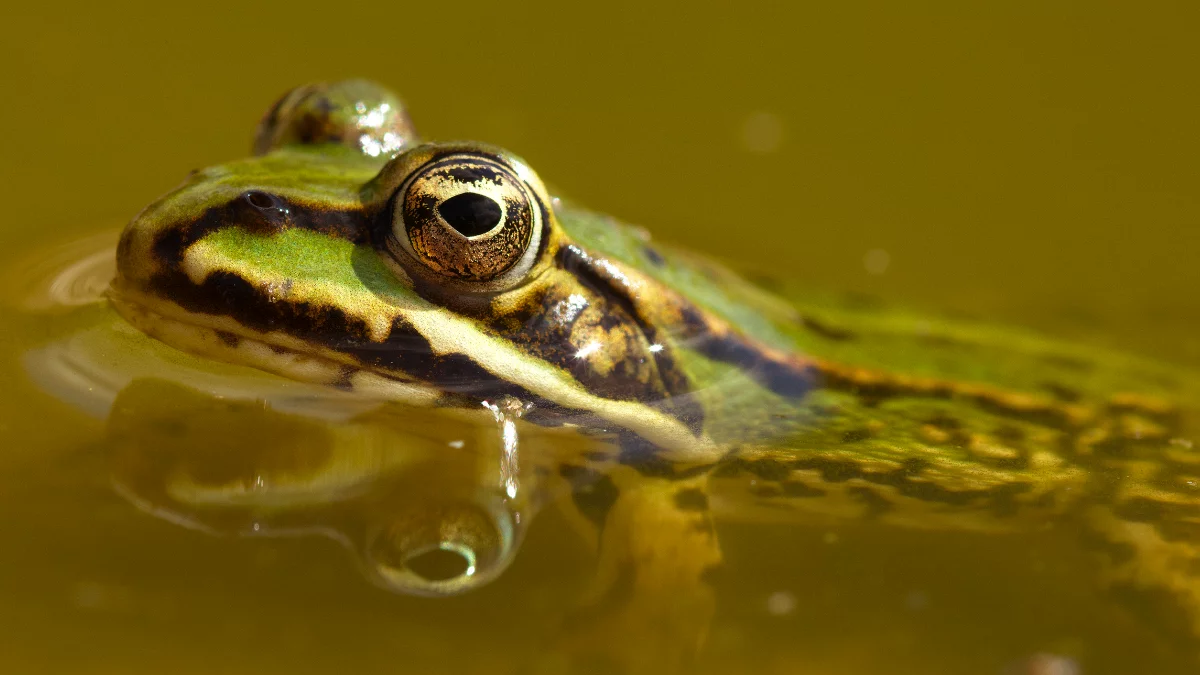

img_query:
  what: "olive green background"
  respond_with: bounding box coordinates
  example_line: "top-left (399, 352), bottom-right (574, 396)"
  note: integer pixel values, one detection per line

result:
top-left (4, 0), bottom-right (1198, 360)
top-left (1, 2), bottom-right (1198, 673)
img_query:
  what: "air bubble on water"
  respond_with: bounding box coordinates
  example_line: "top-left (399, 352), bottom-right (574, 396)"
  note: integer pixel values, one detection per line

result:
top-left (904, 590), bottom-right (929, 611)
top-left (765, 591), bottom-right (797, 616)
top-left (864, 248), bottom-right (890, 275)
top-left (738, 111), bottom-right (785, 154)
top-left (72, 581), bottom-right (131, 612)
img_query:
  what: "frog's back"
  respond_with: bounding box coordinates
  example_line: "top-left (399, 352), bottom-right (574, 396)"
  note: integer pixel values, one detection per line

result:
top-left (558, 198), bottom-right (1200, 518)
top-left (558, 199), bottom-right (1195, 405)
top-left (560, 199), bottom-right (1200, 648)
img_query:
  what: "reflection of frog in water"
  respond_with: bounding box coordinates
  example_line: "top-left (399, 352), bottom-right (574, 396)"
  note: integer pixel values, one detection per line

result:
top-left (26, 80), bottom-right (1200, 672)
top-left (104, 379), bottom-right (589, 595)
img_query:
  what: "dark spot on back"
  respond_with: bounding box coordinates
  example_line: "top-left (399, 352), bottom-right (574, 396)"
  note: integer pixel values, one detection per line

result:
top-left (741, 457), bottom-right (791, 481)
top-left (848, 486), bottom-right (892, 517)
top-left (780, 480), bottom-right (824, 497)
top-left (841, 427), bottom-right (872, 443)
top-left (900, 457), bottom-right (929, 475)
top-left (676, 304), bottom-right (817, 399)
top-left (812, 459), bottom-right (861, 483)
top-left (973, 396), bottom-right (1073, 429)
top-left (1044, 353), bottom-right (1093, 372)
top-left (988, 482), bottom-right (1032, 517)
top-left (1113, 497), bottom-right (1200, 524)
top-left (749, 482), bottom-right (783, 498)
top-left (993, 424), bottom-right (1027, 445)
top-left (1042, 381), bottom-right (1082, 403)
top-left (799, 314), bottom-right (856, 341)
top-left (789, 455), bottom-right (994, 507)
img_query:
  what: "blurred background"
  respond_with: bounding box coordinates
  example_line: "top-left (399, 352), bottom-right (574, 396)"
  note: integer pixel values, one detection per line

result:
top-left (4, 1), bottom-right (1198, 362)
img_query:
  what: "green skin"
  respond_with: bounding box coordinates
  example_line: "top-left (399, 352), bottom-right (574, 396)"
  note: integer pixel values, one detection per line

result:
top-left (102, 80), bottom-right (1200, 671)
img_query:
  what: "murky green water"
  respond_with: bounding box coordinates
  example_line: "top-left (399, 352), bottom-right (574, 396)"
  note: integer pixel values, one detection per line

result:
top-left (4, 2), bottom-right (1200, 673)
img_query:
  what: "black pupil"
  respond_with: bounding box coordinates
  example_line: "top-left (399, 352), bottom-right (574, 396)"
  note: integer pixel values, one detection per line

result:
top-left (438, 192), bottom-right (503, 237)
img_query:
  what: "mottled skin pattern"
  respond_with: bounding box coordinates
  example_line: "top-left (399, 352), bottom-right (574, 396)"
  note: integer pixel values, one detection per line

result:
top-left (104, 81), bottom-right (1200, 672)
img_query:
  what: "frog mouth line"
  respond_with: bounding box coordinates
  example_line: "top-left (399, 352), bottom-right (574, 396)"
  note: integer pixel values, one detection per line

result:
top-left (108, 283), bottom-right (723, 462)
top-left (108, 285), bottom-right (444, 405)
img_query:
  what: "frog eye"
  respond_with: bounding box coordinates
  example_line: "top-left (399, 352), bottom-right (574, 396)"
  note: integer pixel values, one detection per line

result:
top-left (253, 79), bottom-right (418, 157)
top-left (389, 152), bottom-right (547, 289)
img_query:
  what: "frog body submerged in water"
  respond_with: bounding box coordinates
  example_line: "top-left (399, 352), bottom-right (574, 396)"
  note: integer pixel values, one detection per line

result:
top-left (82, 80), bottom-right (1200, 671)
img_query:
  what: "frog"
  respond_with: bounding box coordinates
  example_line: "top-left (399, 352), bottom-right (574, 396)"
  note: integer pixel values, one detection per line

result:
top-left (33, 79), bottom-right (1200, 672)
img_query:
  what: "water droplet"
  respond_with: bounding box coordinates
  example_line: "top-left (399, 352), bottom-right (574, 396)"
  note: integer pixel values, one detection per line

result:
top-left (738, 111), bottom-right (784, 154)
top-left (864, 248), bottom-right (890, 275)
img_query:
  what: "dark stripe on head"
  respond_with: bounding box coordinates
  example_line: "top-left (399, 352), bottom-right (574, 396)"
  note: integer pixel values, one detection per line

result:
top-left (642, 245), bottom-right (665, 268)
top-left (147, 251), bottom-right (586, 419)
top-left (799, 313), bottom-right (856, 341)
top-left (546, 245), bottom-right (706, 434)
top-left (678, 305), bottom-right (818, 398)
top-left (145, 198), bottom-right (705, 451)
top-left (153, 194), bottom-right (367, 270)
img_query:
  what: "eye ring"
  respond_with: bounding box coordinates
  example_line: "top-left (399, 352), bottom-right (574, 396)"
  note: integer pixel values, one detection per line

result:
top-left (387, 151), bottom-right (547, 291)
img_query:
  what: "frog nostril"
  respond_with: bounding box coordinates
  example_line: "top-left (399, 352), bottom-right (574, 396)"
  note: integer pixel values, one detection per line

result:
top-left (245, 191), bottom-right (276, 210)
top-left (438, 192), bottom-right (502, 237)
